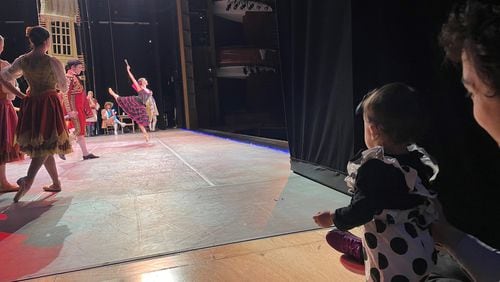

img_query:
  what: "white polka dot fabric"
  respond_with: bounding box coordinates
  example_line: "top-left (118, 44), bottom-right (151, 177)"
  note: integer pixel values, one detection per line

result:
top-left (346, 146), bottom-right (439, 282)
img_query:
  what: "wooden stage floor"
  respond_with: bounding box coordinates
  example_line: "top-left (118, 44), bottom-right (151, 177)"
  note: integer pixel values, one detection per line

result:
top-left (31, 229), bottom-right (364, 282)
top-left (0, 129), bottom-right (355, 281)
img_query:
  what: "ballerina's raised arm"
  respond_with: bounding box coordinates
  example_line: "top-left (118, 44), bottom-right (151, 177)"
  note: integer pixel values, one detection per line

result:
top-left (124, 59), bottom-right (140, 92)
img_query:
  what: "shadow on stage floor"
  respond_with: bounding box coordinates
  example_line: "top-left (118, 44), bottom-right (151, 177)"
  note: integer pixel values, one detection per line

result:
top-left (0, 129), bottom-right (350, 280)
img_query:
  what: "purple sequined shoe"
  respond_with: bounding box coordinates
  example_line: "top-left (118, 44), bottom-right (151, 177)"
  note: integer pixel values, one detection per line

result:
top-left (326, 229), bottom-right (364, 263)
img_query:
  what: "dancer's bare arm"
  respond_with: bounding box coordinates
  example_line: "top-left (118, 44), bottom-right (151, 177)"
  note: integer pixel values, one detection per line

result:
top-left (126, 64), bottom-right (140, 91)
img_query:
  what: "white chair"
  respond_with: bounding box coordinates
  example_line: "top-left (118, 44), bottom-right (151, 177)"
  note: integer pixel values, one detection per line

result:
top-left (118, 115), bottom-right (135, 134)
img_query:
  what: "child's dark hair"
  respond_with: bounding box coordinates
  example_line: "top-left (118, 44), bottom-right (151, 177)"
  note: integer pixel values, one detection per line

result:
top-left (439, 0), bottom-right (500, 96)
top-left (361, 82), bottom-right (424, 145)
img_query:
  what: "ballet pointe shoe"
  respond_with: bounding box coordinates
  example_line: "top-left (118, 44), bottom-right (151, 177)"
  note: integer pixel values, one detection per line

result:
top-left (13, 177), bottom-right (32, 203)
top-left (83, 153), bottom-right (99, 160)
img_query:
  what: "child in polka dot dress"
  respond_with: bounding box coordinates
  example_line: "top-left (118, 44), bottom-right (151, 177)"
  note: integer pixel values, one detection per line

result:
top-left (314, 83), bottom-right (439, 281)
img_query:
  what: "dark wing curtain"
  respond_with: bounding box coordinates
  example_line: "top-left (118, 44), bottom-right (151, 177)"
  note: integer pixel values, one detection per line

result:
top-left (278, 0), bottom-right (500, 248)
top-left (277, 0), bottom-right (353, 194)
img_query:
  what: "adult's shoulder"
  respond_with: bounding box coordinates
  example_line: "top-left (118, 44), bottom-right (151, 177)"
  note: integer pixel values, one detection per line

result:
top-left (48, 55), bottom-right (63, 65)
top-left (46, 55), bottom-right (64, 70)
top-left (138, 88), bottom-right (150, 94)
top-left (14, 53), bottom-right (28, 60)
top-left (9, 54), bottom-right (28, 64)
top-left (0, 59), bottom-right (10, 67)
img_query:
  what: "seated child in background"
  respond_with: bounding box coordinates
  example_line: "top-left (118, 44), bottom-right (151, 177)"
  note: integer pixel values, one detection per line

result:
top-left (313, 82), bottom-right (439, 281)
top-left (101, 101), bottom-right (125, 135)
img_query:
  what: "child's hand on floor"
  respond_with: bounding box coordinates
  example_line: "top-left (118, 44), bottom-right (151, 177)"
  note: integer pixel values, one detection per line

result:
top-left (313, 211), bottom-right (334, 228)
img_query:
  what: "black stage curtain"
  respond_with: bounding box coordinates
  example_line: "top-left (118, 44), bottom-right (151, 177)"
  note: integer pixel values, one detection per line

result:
top-left (278, 0), bottom-right (500, 248)
top-left (77, 0), bottom-right (180, 129)
top-left (277, 0), bottom-right (354, 194)
top-left (0, 0), bottom-right (39, 101)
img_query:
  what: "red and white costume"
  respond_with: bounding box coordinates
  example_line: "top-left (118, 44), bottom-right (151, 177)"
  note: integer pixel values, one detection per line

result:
top-left (0, 59), bottom-right (23, 164)
top-left (0, 54), bottom-right (72, 157)
top-left (61, 74), bottom-right (91, 136)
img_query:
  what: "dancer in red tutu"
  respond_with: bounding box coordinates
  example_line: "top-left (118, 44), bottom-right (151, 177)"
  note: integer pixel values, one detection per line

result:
top-left (0, 26), bottom-right (72, 202)
top-left (107, 60), bottom-right (150, 142)
top-left (0, 35), bottom-right (24, 193)
top-left (61, 60), bottom-right (98, 160)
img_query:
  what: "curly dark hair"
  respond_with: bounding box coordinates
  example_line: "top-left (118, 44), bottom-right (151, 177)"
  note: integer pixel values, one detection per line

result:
top-left (439, 1), bottom-right (500, 95)
top-left (65, 59), bottom-right (83, 72)
top-left (361, 82), bottom-right (424, 145)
